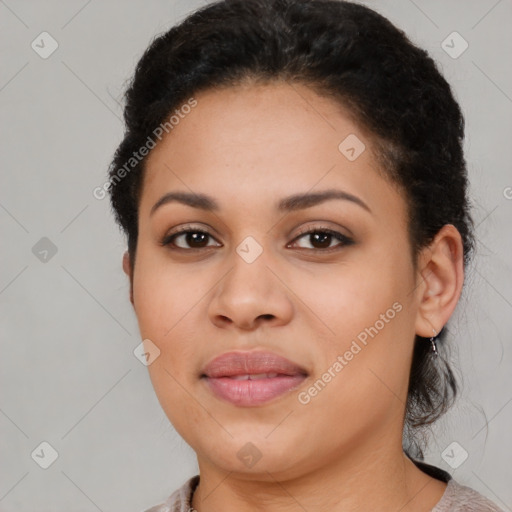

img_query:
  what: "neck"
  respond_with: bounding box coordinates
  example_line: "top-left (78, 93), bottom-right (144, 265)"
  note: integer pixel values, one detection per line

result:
top-left (191, 439), bottom-right (447, 512)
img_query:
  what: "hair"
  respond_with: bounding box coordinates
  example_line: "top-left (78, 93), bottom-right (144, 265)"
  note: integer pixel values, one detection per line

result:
top-left (108, 0), bottom-right (474, 459)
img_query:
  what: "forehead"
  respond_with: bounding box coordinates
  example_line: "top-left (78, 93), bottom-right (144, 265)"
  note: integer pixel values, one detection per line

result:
top-left (146, 81), bottom-right (359, 168)
top-left (140, 82), bottom-right (405, 224)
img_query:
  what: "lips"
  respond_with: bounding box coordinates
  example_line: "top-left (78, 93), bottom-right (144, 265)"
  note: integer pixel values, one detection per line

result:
top-left (201, 350), bottom-right (308, 379)
top-left (201, 351), bottom-right (308, 406)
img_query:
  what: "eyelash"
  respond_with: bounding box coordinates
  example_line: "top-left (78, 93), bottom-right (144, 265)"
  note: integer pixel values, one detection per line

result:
top-left (160, 225), bottom-right (354, 253)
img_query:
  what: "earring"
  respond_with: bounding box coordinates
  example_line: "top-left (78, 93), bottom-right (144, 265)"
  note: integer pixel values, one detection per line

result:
top-left (430, 328), bottom-right (439, 357)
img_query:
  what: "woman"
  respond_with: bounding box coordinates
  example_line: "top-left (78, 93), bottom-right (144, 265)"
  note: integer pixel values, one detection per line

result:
top-left (108, 0), bottom-right (503, 510)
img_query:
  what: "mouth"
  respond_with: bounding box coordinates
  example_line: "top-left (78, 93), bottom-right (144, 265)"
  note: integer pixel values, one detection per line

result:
top-left (200, 350), bottom-right (308, 406)
top-left (220, 372), bottom-right (285, 380)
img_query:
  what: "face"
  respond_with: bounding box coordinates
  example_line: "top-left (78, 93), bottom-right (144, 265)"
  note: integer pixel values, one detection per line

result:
top-left (129, 82), bottom-right (424, 480)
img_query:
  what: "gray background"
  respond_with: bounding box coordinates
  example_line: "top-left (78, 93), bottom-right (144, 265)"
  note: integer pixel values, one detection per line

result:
top-left (1, 0), bottom-right (511, 511)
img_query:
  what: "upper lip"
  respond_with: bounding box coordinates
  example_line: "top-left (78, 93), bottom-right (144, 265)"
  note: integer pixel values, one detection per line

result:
top-left (201, 351), bottom-right (309, 378)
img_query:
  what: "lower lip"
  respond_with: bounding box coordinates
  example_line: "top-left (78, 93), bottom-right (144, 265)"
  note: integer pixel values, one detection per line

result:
top-left (203, 375), bottom-right (307, 406)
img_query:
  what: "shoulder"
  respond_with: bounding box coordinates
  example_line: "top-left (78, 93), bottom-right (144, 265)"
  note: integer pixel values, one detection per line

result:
top-left (432, 478), bottom-right (505, 512)
top-left (410, 457), bottom-right (504, 511)
top-left (141, 475), bottom-right (199, 512)
top-left (140, 472), bottom-right (505, 512)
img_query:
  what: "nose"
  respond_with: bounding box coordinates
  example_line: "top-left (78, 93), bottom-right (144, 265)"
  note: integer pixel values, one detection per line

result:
top-left (207, 250), bottom-right (294, 331)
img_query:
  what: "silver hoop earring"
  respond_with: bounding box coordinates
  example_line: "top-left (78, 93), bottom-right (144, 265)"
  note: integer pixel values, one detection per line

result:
top-left (430, 329), bottom-right (439, 357)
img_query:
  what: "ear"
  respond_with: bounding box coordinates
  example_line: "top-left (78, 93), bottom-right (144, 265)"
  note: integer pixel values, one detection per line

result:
top-left (414, 224), bottom-right (465, 337)
top-left (122, 251), bottom-right (134, 306)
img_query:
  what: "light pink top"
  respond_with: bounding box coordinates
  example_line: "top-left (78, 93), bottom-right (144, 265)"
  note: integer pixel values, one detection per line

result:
top-left (142, 474), bottom-right (505, 512)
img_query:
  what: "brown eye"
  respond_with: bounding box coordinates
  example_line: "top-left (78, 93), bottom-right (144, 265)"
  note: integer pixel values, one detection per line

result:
top-left (289, 228), bottom-right (353, 251)
top-left (161, 229), bottom-right (221, 250)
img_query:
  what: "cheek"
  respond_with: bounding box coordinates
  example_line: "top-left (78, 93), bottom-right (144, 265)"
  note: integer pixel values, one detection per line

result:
top-left (131, 252), bottom-right (207, 400)
top-left (132, 247), bottom-right (203, 339)
top-left (287, 248), bottom-right (414, 343)
top-left (131, 256), bottom-right (207, 433)
top-left (289, 245), bottom-right (416, 403)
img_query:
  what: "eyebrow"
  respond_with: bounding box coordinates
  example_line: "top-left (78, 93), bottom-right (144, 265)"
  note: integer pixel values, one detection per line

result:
top-left (150, 192), bottom-right (218, 215)
top-left (277, 189), bottom-right (371, 213)
top-left (150, 188), bottom-right (371, 215)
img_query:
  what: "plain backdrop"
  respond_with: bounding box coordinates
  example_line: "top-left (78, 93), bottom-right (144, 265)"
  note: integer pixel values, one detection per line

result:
top-left (1, 1), bottom-right (511, 511)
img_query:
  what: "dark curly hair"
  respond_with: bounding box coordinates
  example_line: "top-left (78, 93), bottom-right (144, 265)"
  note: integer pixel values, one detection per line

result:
top-left (107, 0), bottom-right (474, 459)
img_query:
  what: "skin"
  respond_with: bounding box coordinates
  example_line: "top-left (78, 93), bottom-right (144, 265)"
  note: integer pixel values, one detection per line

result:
top-left (123, 82), bottom-right (464, 511)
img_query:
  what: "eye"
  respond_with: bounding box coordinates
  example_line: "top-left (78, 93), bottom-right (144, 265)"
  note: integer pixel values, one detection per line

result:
top-left (161, 226), bottom-right (222, 250)
top-left (288, 227), bottom-right (353, 251)
top-left (160, 225), bottom-right (353, 252)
